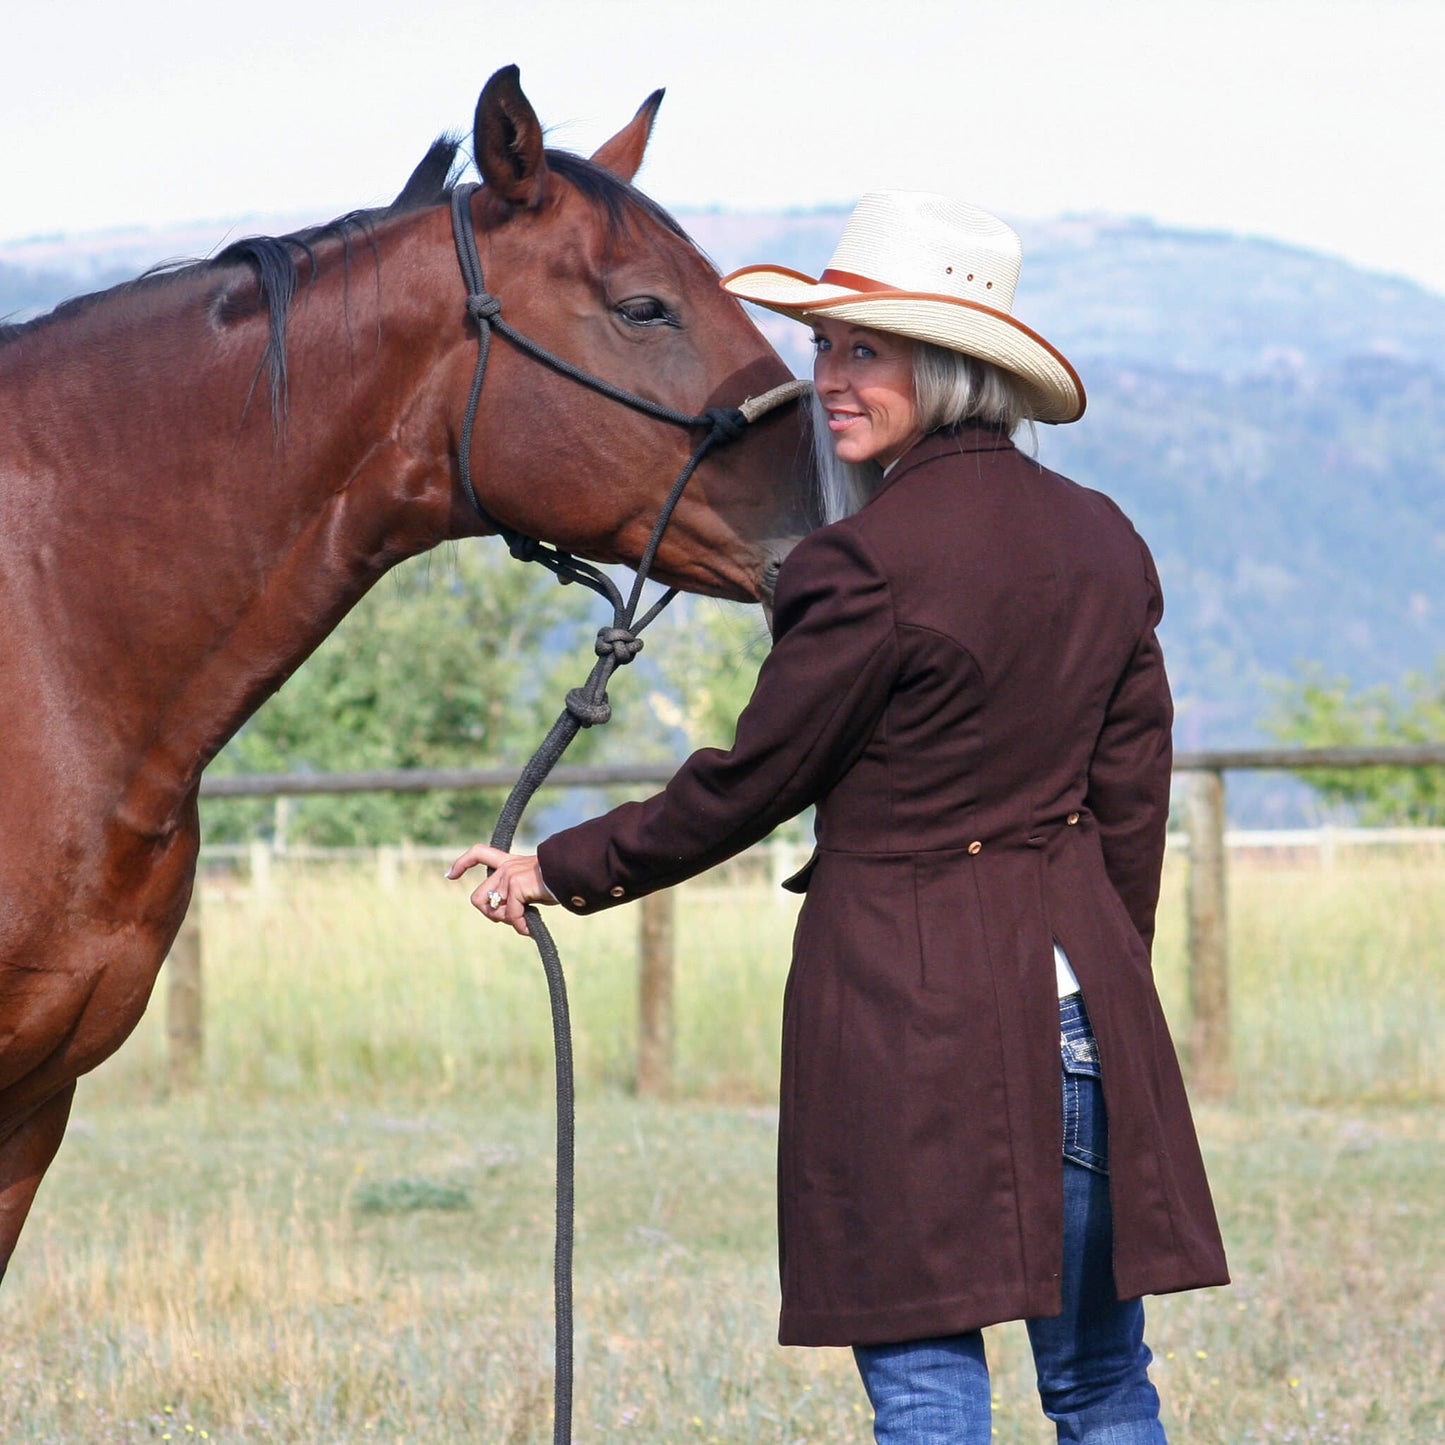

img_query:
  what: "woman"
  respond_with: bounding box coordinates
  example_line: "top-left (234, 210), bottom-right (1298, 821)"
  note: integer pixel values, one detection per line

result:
top-left (449, 191), bottom-right (1229, 1444)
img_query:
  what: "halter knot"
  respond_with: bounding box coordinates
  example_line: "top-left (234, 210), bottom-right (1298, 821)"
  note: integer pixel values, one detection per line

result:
top-left (704, 406), bottom-right (748, 446)
top-left (467, 292), bottom-right (503, 322)
top-left (507, 534), bottom-right (543, 563)
top-left (594, 626), bottom-right (643, 664)
top-left (565, 688), bottom-right (613, 727)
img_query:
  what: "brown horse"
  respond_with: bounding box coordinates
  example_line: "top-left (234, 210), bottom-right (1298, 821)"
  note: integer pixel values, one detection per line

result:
top-left (0, 66), bottom-right (808, 1280)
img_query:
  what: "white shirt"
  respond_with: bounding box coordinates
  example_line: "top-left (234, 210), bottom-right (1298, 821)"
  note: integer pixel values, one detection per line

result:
top-left (1054, 941), bottom-right (1081, 998)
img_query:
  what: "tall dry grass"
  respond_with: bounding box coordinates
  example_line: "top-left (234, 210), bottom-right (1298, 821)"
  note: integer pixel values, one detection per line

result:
top-left (99, 845), bottom-right (1445, 1107)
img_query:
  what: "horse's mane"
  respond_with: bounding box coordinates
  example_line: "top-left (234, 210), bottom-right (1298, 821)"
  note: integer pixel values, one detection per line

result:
top-left (0, 138), bottom-right (694, 426)
top-left (546, 149), bottom-right (691, 244)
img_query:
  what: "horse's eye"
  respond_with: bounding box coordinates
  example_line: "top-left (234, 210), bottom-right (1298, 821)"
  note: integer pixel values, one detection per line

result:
top-left (616, 296), bottom-right (678, 328)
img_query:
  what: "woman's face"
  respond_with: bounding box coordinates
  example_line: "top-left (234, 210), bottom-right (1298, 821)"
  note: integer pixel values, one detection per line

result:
top-left (810, 317), bottom-right (921, 468)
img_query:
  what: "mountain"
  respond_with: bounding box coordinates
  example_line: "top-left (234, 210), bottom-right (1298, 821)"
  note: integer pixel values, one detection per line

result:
top-left (682, 210), bottom-right (1445, 758)
top-left (4, 209), bottom-right (1442, 771)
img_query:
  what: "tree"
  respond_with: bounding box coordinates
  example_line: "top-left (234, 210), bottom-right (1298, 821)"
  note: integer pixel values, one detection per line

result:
top-left (641, 597), bottom-right (813, 844)
top-left (199, 551), bottom-right (795, 849)
top-left (1264, 659), bottom-right (1445, 824)
top-left (643, 598), bottom-right (772, 752)
top-left (202, 544), bottom-right (604, 845)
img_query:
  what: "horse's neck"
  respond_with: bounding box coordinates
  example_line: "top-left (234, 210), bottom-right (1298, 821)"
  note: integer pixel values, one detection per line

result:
top-left (0, 248), bottom-right (462, 842)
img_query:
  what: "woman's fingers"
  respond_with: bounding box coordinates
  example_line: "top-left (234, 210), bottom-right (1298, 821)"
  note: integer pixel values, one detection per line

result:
top-left (501, 890), bottom-right (532, 938)
top-left (467, 875), bottom-right (529, 933)
top-left (449, 846), bottom-right (549, 937)
top-left (445, 842), bottom-right (509, 880)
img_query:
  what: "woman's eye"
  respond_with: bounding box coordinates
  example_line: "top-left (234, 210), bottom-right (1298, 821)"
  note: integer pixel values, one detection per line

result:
top-left (616, 296), bottom-right (678, 327)
top-left (810, 334), bottom-right (830, 352)
top-left (852, 344), bottom-right (876, 360)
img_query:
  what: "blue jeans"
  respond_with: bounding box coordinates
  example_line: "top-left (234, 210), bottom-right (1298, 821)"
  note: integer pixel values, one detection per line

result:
top-left (853, 994), bottom-right (1167, 1444)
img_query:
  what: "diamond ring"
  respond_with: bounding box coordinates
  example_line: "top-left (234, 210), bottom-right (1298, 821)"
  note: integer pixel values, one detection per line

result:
top-left (486, 890), bottom-right (504, 911)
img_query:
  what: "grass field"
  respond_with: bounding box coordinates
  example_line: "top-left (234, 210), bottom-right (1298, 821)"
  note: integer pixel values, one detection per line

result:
top-left (2, 849), bottom-right (1442, 1442)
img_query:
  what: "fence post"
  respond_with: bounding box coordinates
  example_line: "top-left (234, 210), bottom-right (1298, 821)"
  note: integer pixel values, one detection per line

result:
top-left (1185, 769), bottom-right (1232, 1098)
top-left (636, 889), bottom-right (675, 1099)
top-left (770, 838), bottom-right (798, 891)
top-left (377, 845), bottom-right (400, 892)
top-left (249, 839), bottom-right (273, 903)
top-left (166, 891), bottom-right (204, 1092)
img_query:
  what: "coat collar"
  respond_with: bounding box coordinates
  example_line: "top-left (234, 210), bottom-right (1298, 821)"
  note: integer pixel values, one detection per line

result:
top-left (872, 423), bottom-right (1015, 501)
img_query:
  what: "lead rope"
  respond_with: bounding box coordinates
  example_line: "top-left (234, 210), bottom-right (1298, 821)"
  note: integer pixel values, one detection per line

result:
top-left (447, 181), bottom-right (809, 1444)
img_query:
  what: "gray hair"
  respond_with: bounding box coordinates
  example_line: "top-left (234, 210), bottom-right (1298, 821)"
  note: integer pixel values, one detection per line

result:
top-left (811, 341), bottom-right (1037, 524)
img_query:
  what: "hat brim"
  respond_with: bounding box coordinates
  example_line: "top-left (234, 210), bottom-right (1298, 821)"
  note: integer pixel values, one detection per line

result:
top-left (722, 264), bottom-right (1084, 425)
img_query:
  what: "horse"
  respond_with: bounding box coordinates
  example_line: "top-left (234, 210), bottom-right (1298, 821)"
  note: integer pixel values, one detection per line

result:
top-left (0, 65), bottom-right (810, 1282)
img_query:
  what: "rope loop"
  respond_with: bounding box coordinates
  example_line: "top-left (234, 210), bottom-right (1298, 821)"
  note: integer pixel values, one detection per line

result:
top-left (704, 406), bottom-right (748, 446)
top-left (594, 627), bottom-right (643, 664)
top-left (508, 534), bottom-right (543, 563)
top-left (467, 292), bottom-right (503, 322)
top-left (564, 688), bottom-right (613, 727)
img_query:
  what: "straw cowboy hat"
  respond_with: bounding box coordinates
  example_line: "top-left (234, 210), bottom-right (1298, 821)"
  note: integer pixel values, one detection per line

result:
top-left (721, 190), bottom-right (1085, 424)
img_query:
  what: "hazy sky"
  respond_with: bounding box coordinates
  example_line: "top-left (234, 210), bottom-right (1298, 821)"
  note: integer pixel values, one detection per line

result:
top-left (4, 0), bottom-right (1443, 294)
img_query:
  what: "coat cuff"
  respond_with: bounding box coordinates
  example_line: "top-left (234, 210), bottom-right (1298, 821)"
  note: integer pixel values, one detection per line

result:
top-left (536, 828), bottom-right (641, 914)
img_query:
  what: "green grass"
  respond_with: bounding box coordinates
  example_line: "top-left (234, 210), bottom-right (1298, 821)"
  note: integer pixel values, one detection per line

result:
top-left (2, 848), bottom-right (1441, 1440)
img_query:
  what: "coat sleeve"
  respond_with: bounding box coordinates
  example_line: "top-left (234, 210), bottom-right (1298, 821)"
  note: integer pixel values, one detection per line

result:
top-left (538, 524), bottom-right (899, 913)
top-left (1084, 535), bottom-right (1174, 951)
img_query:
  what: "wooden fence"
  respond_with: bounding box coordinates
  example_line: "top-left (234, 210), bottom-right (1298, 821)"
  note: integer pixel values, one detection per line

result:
top-left (1172, 744), bottom-right (1444, 1098)
top-left (169, 745), bottom-right (1445, 1099)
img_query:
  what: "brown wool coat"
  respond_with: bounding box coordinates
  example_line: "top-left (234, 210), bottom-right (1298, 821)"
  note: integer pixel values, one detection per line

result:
top-left (538, 424), bottom-right (1229, 1347)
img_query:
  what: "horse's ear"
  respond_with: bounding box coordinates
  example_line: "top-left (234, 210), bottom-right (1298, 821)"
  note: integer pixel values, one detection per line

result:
top-left (474, 65), bottom-right (548, 209)
top-left (589, 90), bottom-right (665, 183)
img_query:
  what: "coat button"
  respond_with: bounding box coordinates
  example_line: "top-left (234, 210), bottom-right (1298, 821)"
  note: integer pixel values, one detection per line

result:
top-left (967, 840), bottom-right (983, 855)
top-left (609, 885), bottom-right (626, 898)
top-left (1066, 812), bottom-right (1080, 826)
top-left (570, 895), bottom-right (587, 908)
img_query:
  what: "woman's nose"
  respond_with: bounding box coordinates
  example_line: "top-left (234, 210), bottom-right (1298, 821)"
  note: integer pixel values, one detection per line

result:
top-left (814, 351), bottom-right (844, 396)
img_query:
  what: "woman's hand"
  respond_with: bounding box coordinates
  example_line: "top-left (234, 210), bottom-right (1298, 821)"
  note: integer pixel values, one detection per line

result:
top-left (446, 844), bottom-right (556, 937)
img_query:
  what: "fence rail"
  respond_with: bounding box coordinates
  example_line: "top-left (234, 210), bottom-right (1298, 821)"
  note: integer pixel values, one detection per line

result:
top-left (200, 763), bottom-right (681, 797)
top-left (197, 744), bottom-right (1445, 800)
top-left (172, 747), bottom-right (1444, 1098)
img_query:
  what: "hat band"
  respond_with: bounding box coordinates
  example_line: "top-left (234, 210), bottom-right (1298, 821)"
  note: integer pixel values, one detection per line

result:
top-left (819, 267), bottom-right (890, 292)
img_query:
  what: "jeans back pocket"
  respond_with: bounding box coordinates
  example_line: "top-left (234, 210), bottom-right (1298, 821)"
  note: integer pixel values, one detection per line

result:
top-left (1059, 998), bottom-right (1109, 1175)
